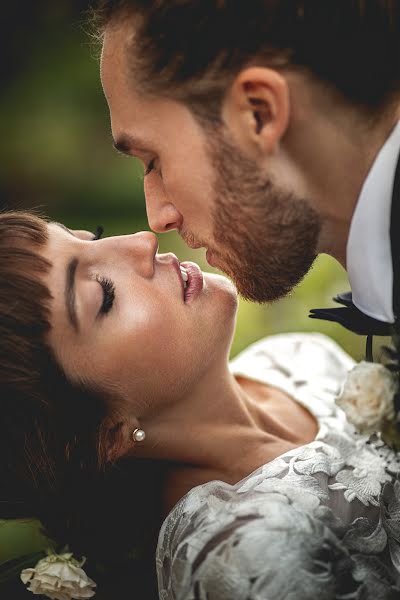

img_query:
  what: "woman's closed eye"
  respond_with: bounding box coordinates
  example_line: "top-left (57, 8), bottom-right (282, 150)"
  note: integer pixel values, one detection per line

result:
top-left (91, 227), bottom-right (115, 316)
top-left (96, 276), bottom-right (115, 316)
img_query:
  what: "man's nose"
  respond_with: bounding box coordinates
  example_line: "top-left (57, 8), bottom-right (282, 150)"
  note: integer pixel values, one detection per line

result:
top-left (145, 188), bottom-right (183, 233)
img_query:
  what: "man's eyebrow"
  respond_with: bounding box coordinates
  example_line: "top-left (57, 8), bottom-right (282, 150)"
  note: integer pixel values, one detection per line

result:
top-left (66, 258), bottom-right (79, 332)
top-left (113, 134), bottom-right (149, 156)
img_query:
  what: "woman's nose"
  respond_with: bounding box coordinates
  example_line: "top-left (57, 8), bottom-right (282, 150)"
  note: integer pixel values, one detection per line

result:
top-left (96, 231), bottom-right (159, 278)
top-left (126, 231), bottom-right (159, 276)
top-left (131, 230), bottom-right (159, 253)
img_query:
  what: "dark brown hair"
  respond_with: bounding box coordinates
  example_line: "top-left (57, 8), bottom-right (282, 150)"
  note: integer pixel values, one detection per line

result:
top-left (0, 211), bottom-right (162, 598)
top-left (93, 0), bottom-right (400, 121)
top-left (0, 212), bottom-right (109, 513)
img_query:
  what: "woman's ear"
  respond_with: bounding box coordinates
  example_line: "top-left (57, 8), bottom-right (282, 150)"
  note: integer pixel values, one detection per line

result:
top-left (102, 416), bottom-right (140, 463)
top-left (222, 66), bottom-right (290, 157)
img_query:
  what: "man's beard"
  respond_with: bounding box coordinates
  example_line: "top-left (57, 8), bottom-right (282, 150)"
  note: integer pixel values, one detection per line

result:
top-left (206, 131), bottom-right (321, 303)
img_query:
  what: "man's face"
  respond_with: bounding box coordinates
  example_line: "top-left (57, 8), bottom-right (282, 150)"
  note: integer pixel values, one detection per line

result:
top-left (101, 23), bottom-right (321, 302)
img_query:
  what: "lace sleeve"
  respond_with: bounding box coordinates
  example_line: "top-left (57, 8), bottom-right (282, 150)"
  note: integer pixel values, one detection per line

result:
top-left (157, 485), bottom-right (348, 600)
top-left (157, 333), bottom-right (400, 599)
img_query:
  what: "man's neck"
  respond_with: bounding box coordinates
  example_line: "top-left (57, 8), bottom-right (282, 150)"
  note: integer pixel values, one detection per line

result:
top-left (318, 113), bottom-right (400, 267)
top-left (283, 75), bottom-right (400, 266)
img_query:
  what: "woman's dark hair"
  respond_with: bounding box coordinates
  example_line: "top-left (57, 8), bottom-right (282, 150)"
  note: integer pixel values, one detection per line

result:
top-left (93, 0), bottom-right (400, 121)
top-left (0, 211), bottom-right (164, 599)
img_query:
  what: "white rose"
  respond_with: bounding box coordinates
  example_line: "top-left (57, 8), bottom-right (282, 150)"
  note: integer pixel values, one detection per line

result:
top-left (21, 551), bottom-right (96, 600)
top-left (336, 361), bottom-right (397, 435)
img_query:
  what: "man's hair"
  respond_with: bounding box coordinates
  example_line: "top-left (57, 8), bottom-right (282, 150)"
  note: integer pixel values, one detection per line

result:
top-left (93, 0), bottom-right (400, 122)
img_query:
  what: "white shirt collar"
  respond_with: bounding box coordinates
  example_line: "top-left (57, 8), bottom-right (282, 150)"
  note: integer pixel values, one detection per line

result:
top-left (347, 121), bottom-right (400, 324)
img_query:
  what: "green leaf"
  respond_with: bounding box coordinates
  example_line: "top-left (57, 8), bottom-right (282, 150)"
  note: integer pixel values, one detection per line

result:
top-left (0, 519), bottom-right (49, 564)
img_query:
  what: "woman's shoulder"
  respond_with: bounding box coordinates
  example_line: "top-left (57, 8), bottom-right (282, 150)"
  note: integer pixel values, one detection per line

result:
top-left (230, 332), bottom-right (355, 380)
top-left (157, 438), bottom-right (400, 600)
top-left (156, 465), bottom-right (345, 599)
top-left (229, 332), bottom-right (355, 423)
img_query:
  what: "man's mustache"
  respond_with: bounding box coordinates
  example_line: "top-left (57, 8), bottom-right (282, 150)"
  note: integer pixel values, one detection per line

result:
top-left (180, 230), bottom-right (207, 251)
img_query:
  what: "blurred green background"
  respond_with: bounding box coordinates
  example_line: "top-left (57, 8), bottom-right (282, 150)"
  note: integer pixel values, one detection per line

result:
top-left (0, 0), bottom-right (368, 568)
top-left (0, 1), bottom-right (366, 360)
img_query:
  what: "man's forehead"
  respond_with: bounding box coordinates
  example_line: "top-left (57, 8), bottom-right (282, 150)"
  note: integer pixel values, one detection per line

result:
top-left (100, 32), bottom-right (121, 83)
top-left (100, 21), bottom-right (134, 96)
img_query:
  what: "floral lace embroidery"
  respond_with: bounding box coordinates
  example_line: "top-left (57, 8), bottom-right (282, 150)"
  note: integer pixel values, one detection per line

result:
top-left (157, 334), bottom-right (400, 599)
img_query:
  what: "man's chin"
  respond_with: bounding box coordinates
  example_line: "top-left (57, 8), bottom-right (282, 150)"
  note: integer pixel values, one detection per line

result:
top-left (234, 260), bottom-right (317, 303)
top-left (205, 247), bottom-right (308, 303)
top-left (210, 257), bottom-right (307, 303)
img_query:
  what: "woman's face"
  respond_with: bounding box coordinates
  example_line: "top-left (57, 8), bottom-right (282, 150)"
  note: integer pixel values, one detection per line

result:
top-left (42, 223), bottom-right (237, 413)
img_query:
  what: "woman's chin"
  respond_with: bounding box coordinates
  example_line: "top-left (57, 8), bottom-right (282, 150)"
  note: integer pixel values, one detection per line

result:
top-left (203, 272), bottom-right (238, 309)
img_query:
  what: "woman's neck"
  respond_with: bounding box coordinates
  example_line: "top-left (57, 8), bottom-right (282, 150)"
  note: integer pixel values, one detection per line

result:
top-left (129, 359), bottom-right (317, 486)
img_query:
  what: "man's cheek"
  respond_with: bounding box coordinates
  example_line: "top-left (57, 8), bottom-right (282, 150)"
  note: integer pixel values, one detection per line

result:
top-left (168, 166), bottom-right (207, 207)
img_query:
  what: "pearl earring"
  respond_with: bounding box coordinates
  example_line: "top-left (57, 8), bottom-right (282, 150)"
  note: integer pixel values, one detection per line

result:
top-left (132, 428), bottom-right (146, 443)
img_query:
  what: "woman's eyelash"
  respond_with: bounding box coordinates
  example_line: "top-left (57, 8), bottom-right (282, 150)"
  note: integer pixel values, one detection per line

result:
top-left (144, 159), bottom-right (156, 176)
top-left (96, 276), bottom-right (115, 316)
top-left (93, 226), bottom-right (104, 241)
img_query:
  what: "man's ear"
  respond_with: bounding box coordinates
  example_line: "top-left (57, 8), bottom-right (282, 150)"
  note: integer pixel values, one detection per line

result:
top-left (222, 67), bottom-right (290, 157)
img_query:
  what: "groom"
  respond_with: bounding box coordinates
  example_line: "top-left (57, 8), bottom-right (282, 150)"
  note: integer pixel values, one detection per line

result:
top-left (97, 1), bottom-right (400, 334)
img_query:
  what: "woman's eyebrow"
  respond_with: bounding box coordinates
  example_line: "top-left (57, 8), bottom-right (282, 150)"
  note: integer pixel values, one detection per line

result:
top-left (66, 257), bottom-right (79, 332)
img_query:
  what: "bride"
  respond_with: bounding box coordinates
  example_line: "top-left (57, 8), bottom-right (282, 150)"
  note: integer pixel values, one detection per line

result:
top-left (2, 210), bottom-right (400, 599)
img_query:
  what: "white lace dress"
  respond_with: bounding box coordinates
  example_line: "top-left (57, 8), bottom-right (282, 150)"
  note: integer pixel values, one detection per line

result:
top-left (156, 333), bottom-right (400, 599)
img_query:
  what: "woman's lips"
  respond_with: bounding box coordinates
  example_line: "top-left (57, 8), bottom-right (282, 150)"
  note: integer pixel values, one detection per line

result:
top-left (180, 261), bottom-right (204, 303)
